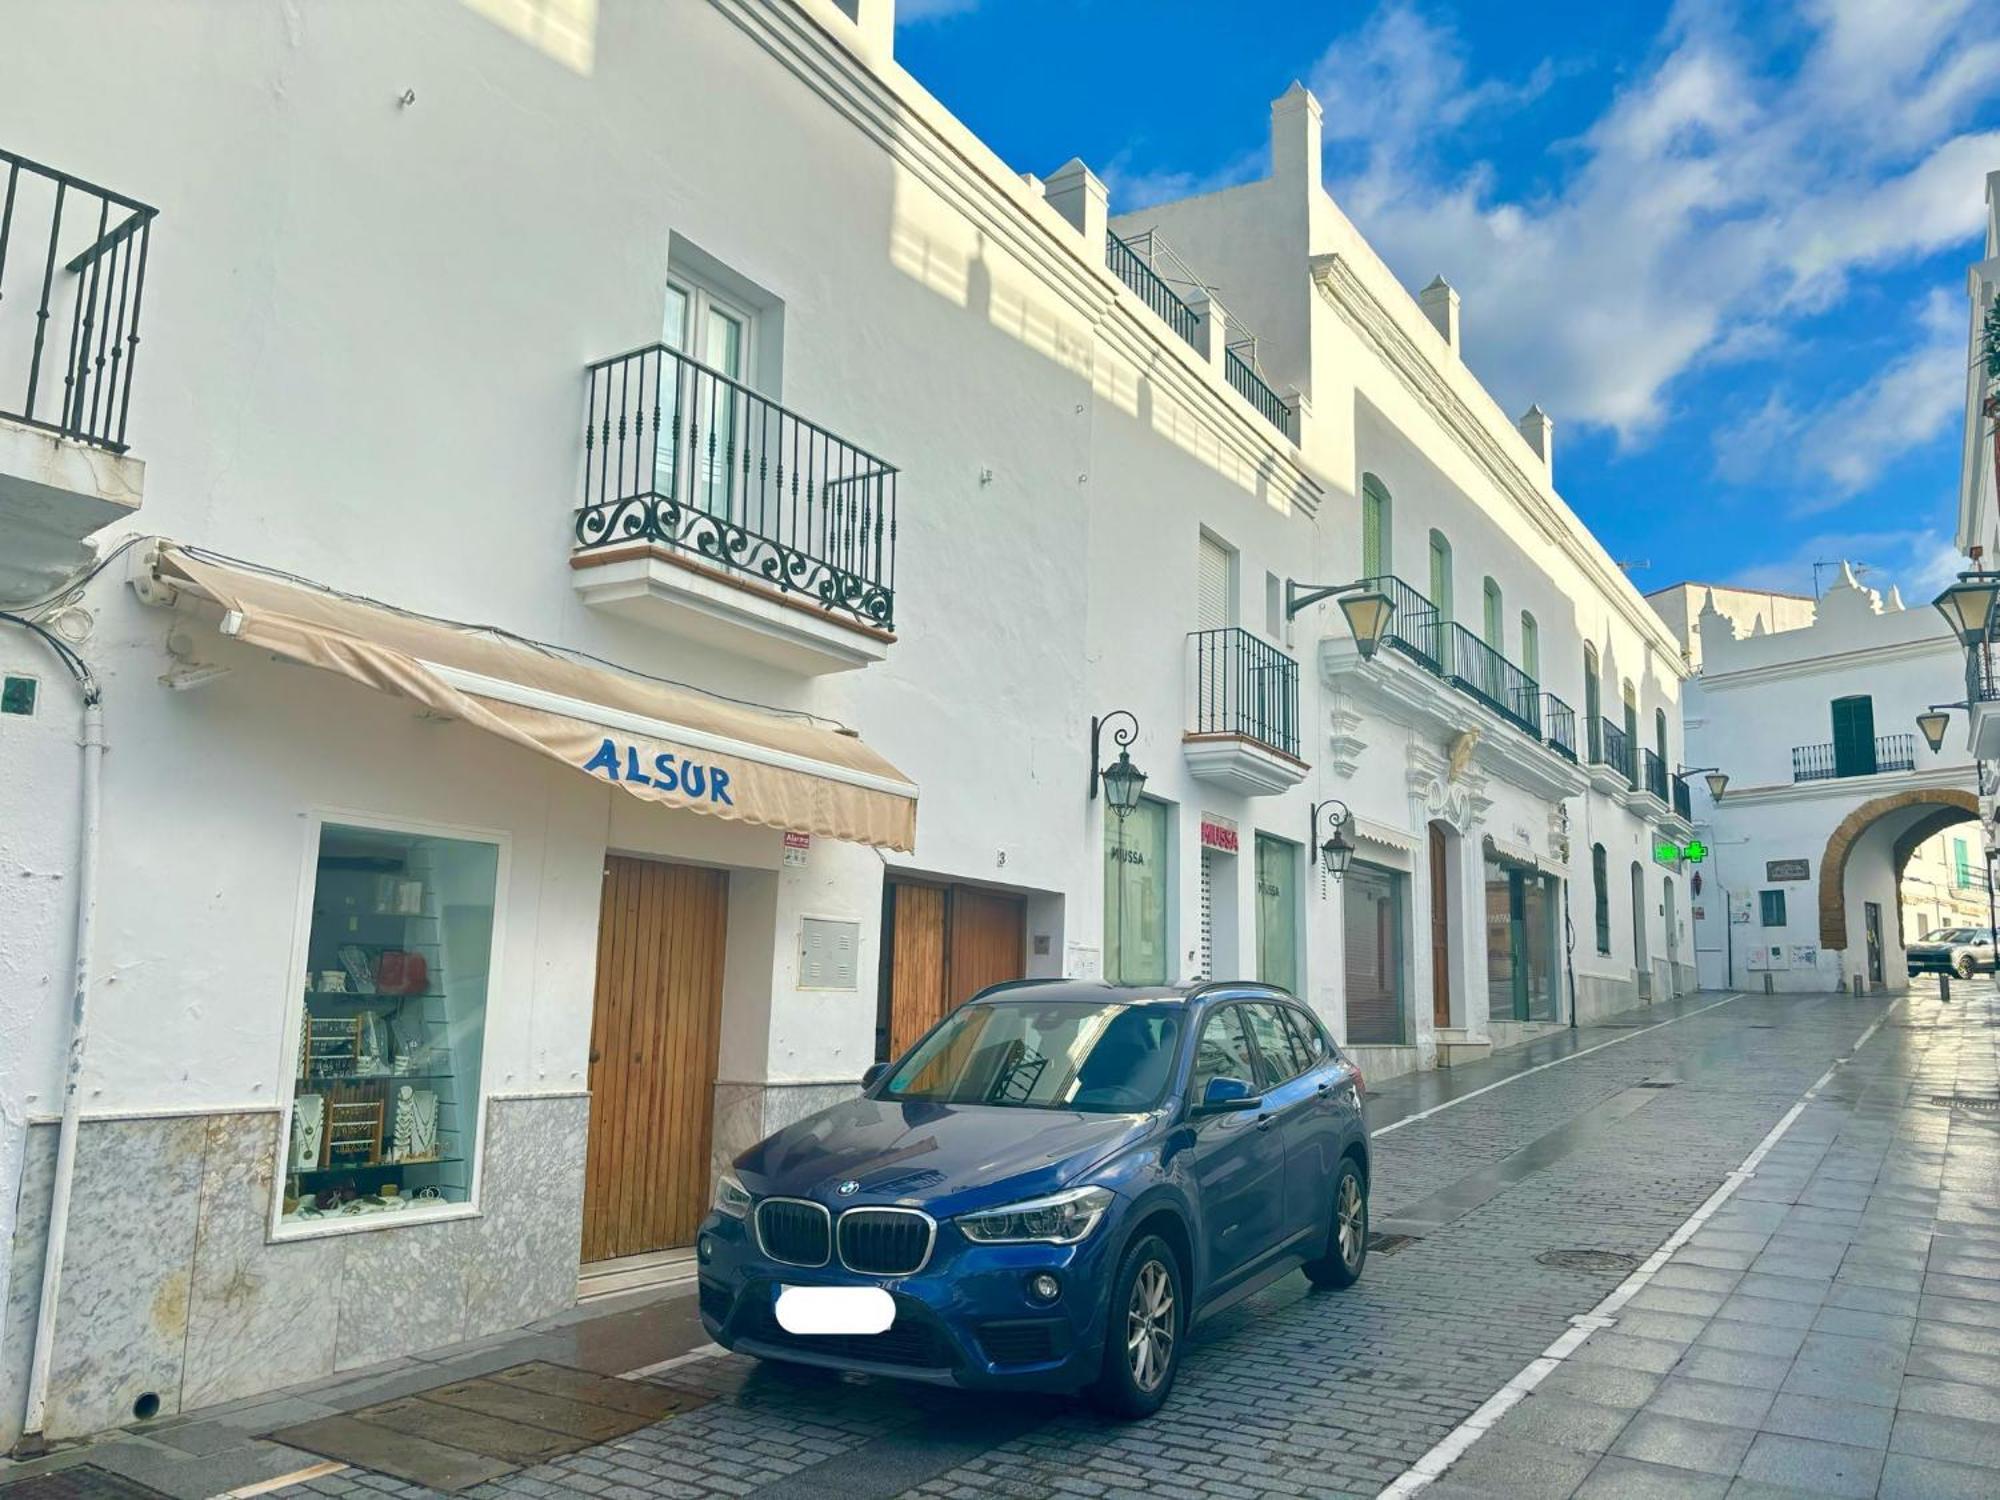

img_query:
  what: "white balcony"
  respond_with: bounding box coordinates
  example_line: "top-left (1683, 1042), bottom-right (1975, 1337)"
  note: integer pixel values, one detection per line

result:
top-left (1183, 628), bottom-right (1308, 796)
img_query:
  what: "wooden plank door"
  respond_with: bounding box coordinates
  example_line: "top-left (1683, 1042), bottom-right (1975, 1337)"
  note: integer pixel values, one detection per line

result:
top-left (1429, 824), bottom-right (1452, 1027)
top-left (581, 856), bottom-right (728, 1264)
top-left (887, 881), bottom-right (947, 1060)
top-left (947, 887), bottom-right (1027, 1007)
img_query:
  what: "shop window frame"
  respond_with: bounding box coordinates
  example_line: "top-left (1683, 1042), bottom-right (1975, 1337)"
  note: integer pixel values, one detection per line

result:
top-left (270, 807), bottom-right (511, 1244)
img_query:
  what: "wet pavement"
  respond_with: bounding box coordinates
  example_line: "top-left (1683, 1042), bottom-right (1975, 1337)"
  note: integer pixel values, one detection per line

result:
top-left (6, 984), bottom-right (1981, 1499)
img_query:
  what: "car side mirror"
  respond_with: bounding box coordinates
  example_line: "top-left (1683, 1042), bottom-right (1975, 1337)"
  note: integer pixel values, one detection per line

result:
top-left (1193, 1076), bottom-right (1261, 1114)
top-left (860, 1062), bottom-right (890, 1091)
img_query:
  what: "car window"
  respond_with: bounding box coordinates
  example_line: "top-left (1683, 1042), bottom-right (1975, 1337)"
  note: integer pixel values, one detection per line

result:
top-left (1239, 1002), bottom-right (1303, 1088)
top-left (1190, 1006), bottom-right (1259, 1097)
top-left (883, 1000), bottom-right (1182, 1113)
top-left (1279, 1006), bottom-right (1329, 1071)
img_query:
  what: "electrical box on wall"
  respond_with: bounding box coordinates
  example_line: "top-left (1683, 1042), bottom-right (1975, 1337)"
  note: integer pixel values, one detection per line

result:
top-left (799, 917), bottom-right (860, 990)
top-left (2, 675), bottom-right (38, 716)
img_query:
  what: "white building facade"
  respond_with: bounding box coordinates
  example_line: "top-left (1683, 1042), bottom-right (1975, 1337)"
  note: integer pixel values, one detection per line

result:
top-left (1, 0), bottom-right (1690, 1445)
top-left (1675, 571), bottom-right (1977, 994)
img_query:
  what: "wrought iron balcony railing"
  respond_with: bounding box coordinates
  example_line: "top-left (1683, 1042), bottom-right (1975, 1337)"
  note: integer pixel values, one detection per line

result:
top-left (1544, 693), bottom-right (1578, 762)
top-left (1356, 574), bottom-right (1443, 671)
top-left (577, 343), bottom-right (899, 630)
top-left (1189, 627), bottom-right (1300, 759)
top-left (1107, 229), bottom-right (1199, 349)
top-left (0, 148), bottom-right (158, 453)
top-left (1224, 346), bottom-right (1294, 440)
top-left (1441, 623), bottom-right (1542, 736)
top-left (1592, 717), bottom-right (1634, 784)
top-left (1791, 733), bottom-right (1916, 783)
top-left (1641, 747), bottom-right (1670, 803)
top-left (1969, 640), bottom-right (2000, 704)
top-left (1672, 773), bottom-right (1692, 822)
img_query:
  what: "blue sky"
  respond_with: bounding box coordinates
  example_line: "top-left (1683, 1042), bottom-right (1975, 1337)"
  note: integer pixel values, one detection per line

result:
top-left (896, 0), bottom-right (2000, 603)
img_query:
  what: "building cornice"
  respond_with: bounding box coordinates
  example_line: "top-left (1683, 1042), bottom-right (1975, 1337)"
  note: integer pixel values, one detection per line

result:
top-left (1718, 763), bottom-right (1977, 808)
top-left (1307, 253), bottom-right (1684, 667)
top-left (1697, 633), bottom-right (1957, 688)
top-left (718, 0), bottom-right (1324, 518)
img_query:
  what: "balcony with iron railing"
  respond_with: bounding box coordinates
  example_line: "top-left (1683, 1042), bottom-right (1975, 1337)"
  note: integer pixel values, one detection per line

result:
top-left (1356, 574), bottom-right (1443, 671)
top-left (1641, 747), bottom-right (1670, 804)
top-left (1440, 623), bottom-right (1542, 737)
top-left (570, 342), bottom-right (901, 674)
top-left (1543, 693), bottom-right (1578, 763)
top-left (1184, 627), bottom-right (1306, 795)
top-left (1791, 733), bottom-right (1917, 783)
top-left (0, 147), bottom-right (157, 597)
top-left (1672, 773), bottom-right (1693, 822)
top-left (1590, 717), bottom-right (1635, 786)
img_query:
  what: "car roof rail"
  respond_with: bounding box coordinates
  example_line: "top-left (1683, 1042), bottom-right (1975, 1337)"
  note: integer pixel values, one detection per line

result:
top-left (1183, 978), bottom-right (1288, 1003)
top-left (966, 976), bottom-right (1075, 1002)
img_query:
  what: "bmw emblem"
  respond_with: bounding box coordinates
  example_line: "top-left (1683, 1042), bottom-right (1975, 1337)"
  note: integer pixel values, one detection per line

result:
top-left (836, 1179), bottom-right (860, 1197)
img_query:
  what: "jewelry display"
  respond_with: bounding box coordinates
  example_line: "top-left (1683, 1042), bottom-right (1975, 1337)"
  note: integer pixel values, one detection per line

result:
top-left (290, 1093), bottom-right (325, 1170)
top-left (327, 1100), bottom-right (385, 1165)
top-left (389, 1086), bottom-right (439, 1162)
top-left (337, 943), bottom-right (377, 994)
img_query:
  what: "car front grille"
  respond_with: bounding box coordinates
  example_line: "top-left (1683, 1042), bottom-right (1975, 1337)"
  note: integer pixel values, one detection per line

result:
top-left (756, 1198), bottom-right (831, 1266)
top-left (976, 1318), bottom-right (1067, 1366)
top-left (837, 1208), bottom-right (934, 1275)
top-left (735, 1287), bottom-right (954, 1369)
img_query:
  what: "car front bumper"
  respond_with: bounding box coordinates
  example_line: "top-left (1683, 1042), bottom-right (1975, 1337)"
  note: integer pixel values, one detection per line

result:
top-left (694, 1206), bottom-right (1121, 1392)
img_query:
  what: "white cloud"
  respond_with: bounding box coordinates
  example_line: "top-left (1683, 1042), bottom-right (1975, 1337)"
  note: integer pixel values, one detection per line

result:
top-left (1099, 149), bottom-right (1263, 213)
top-left (1713, 288), bottom-right (1965, 502)
top-left (1311, 1), bottom-right (1999, 446)
top-left (1725, 524), bottom-right (1964, 600)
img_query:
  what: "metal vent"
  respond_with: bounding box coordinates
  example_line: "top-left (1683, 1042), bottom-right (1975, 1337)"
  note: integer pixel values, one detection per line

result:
top-left (1933, 1094), bottom-right (2000, 1112)
top-left (1367, 1232), bottom-right (1418, 1255)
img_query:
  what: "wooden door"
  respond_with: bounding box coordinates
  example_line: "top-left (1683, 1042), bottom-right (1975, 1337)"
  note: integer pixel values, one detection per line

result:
top-left (581, 857), bottom-right (728, 1264)
top-left (1429, 824), bottom-right (1452, 1027)
top-left (883, 880), bottom-right (1025, 1061)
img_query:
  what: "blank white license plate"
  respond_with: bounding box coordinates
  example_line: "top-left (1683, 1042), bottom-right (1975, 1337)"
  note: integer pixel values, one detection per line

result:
top-left (774, 1284), bottom-right (895, 1335)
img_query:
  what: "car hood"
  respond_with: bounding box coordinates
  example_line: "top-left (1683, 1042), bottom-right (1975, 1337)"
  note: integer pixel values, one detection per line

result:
top-left (1910, 941), bottom-right (1970, 952)
top-left (735, 1096), bottom-right (1152, 1211)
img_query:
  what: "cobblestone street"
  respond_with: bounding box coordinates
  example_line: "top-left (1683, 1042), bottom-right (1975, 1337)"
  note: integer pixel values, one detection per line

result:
top-left (18, 981), bottom-right (1986, 1500)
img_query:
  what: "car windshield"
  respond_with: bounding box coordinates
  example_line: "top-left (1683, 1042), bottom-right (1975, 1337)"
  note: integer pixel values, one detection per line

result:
top-left (880, 1000), bottom-right (1183, 1113)
top-left (1926, 929), bottom-right (1978, 942)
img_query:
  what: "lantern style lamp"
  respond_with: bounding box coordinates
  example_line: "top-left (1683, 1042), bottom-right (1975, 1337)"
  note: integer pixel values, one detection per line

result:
top-left (1704, 770), bottom-right (1730, 802)
top-left (1916, 707), bottom-right (1956, 754)
top-left (1286, 579), bottom-right (1397, 660)
top-left (1089, 710), bottom-right (1147, 817)
top-left (1932, 572), bottom-right (2000, 645)
top-left (1311, 799), bottom-right (1354, 887)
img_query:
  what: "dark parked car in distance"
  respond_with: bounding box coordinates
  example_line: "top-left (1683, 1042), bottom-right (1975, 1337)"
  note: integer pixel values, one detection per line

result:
top-left (695, 979), bottom-right (1371, 1417)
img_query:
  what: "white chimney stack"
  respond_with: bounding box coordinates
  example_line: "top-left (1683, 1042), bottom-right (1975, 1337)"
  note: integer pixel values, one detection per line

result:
top-left (1419, 276), bottom-right (1460, 352)
top-left (1517, 405), bottom-right (1553, 475)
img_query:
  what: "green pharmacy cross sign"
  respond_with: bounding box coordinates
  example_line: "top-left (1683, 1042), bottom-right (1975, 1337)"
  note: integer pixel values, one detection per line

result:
top-left (1655, 837), bottom-right (1707, 866)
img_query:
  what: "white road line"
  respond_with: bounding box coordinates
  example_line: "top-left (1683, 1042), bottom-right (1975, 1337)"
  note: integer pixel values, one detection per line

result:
top-left (219, 1460), bottom-right (348, 1497)
top-left (1376, 994), bottom-right (1903, 1499)
top-left (1370, 993), bottom-right (1749, 1138)
top-left (618, 1341), bottom-right (727, 1380)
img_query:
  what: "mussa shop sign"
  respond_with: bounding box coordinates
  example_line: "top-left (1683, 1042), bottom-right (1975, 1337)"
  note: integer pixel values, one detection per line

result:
top-left (581, 738), bottom-right (736, 805)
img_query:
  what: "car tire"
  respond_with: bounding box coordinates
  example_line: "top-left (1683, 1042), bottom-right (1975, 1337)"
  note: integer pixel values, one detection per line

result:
top-left (1303, 1157), bottom-right (1368, 1291)
top-left (1088, 1233), bottom-right (1184, 1420)
top-left (1956, 954), bottom-right (1975, 979)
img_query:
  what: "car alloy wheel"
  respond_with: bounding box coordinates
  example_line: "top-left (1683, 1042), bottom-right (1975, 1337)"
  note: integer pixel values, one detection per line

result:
top-left (1956, 955), bottom-right (1975, 979)
top-left (1337, 1171), bottom-right (1365, 1270)
top-left (1126, 1256), bottom-right (1176, 1393)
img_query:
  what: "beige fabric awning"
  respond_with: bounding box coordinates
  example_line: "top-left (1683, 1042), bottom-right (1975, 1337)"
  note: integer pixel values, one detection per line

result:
top-left (154, 544), bottom-right (918, 851)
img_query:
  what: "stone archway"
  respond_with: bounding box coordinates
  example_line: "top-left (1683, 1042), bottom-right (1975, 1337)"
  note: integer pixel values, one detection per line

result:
top-left (1818, 788), bottom-right (1977, 948)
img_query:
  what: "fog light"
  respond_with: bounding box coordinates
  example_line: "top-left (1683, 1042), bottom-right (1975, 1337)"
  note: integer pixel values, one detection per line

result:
top-left (698, 1235), bottom-right (715, 1263)
top-left (1028, 1272), bottom-right (1061, 1304)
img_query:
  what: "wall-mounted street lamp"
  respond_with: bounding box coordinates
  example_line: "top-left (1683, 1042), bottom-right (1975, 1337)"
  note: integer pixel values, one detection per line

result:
top-left (1089, 710), bottom-right (1147, 817)
top-left (1284, 579), bottom-right (1396, 661)
top-left (1310, 799), bottom-right (1354, 891)
top-left (1678, 765), bottom-right (1730, 801)
top-left (1932, 570), bottom-right (2000, 645)
top-left (1917, 703), bottom-right (1966, 754)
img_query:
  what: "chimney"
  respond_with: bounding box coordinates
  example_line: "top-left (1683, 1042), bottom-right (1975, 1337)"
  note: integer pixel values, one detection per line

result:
top-left (1517, 405), bottom-right (1553, 475)
top-left (1419, 276), bottom-right (1460, 352)
top-left (1043, 159), bottom-right (1108, 258)
top-left (836, 0), bottom-right (895, 64)
top-left (1271, 82), bottom-right (1324, 192)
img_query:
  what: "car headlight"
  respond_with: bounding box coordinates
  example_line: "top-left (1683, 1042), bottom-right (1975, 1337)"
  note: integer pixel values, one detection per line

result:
top-left (956, 1185), bottom-right (1114, 1244)
top-left (712, 1173), bottom-right (752, 1219)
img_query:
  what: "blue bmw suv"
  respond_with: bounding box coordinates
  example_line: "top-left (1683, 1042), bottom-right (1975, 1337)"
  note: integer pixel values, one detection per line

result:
top-left (695, 979), bottom-right (1370, 1417)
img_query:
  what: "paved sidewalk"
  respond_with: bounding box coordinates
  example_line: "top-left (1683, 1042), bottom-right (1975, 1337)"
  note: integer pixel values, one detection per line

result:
top-left (1424, 978), bottom-right (2000, 1499)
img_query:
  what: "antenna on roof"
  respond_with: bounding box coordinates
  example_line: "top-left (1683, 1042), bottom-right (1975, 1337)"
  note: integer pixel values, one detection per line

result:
top-left (1811, 559), bottom-right (1870, 598)
top-left (1615, 559), bottom-right (1651, 573)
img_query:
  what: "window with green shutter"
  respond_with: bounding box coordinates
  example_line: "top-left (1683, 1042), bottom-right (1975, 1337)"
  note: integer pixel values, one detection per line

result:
top-left (1428, 530), bottom-right (1453, 623)
top-left (1482, 577), bottom-right (1503, 650)
top-left (1520, 612), bottom-right (1539, 680)
top-left (1760, 890), bottom-right (1787, 927)
top-left (1954, 837), bottom-right (1972, 886)
top-left (1361, 474), bottom-right (1391, 578)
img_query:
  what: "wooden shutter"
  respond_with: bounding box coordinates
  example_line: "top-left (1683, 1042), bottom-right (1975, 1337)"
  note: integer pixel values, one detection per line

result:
top-left (1831, 696), bottom-right (1876, 777)
top-left (946, 887), bottom-right (1026, 1008)
top-left (1361, 477), bottom-right (1387, 578)
top-left (1197, 534), bottom-right (1231, 631)
top-left (887, 881), bottom-right (947, 1059)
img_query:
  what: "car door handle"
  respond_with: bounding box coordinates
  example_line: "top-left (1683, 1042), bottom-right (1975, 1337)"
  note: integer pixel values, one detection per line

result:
top-left (1255, 1114), bottom-right (1274, 1132)
top-left (1315, 1082), bottom-right (1331, 1097)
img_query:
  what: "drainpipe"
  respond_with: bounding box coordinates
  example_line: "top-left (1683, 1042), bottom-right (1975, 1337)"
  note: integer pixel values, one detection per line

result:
top-left (10, 652), bottom-right (104, 1452)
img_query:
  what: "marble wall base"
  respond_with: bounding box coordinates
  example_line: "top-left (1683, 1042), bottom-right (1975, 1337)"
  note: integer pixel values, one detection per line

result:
top-left (2, 1093), bottom-right (586, 1447)
top-left (710, 1079), bottom-right (858, 1181)
top-left (1574, 972), bottom-right (1642, 1025)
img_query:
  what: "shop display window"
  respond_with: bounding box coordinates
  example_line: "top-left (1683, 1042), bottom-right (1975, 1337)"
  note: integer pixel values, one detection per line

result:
top-left (279, 820), bottom-right (498, 1232)
top-left (1104, 797), bottom-right (1170, 984)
